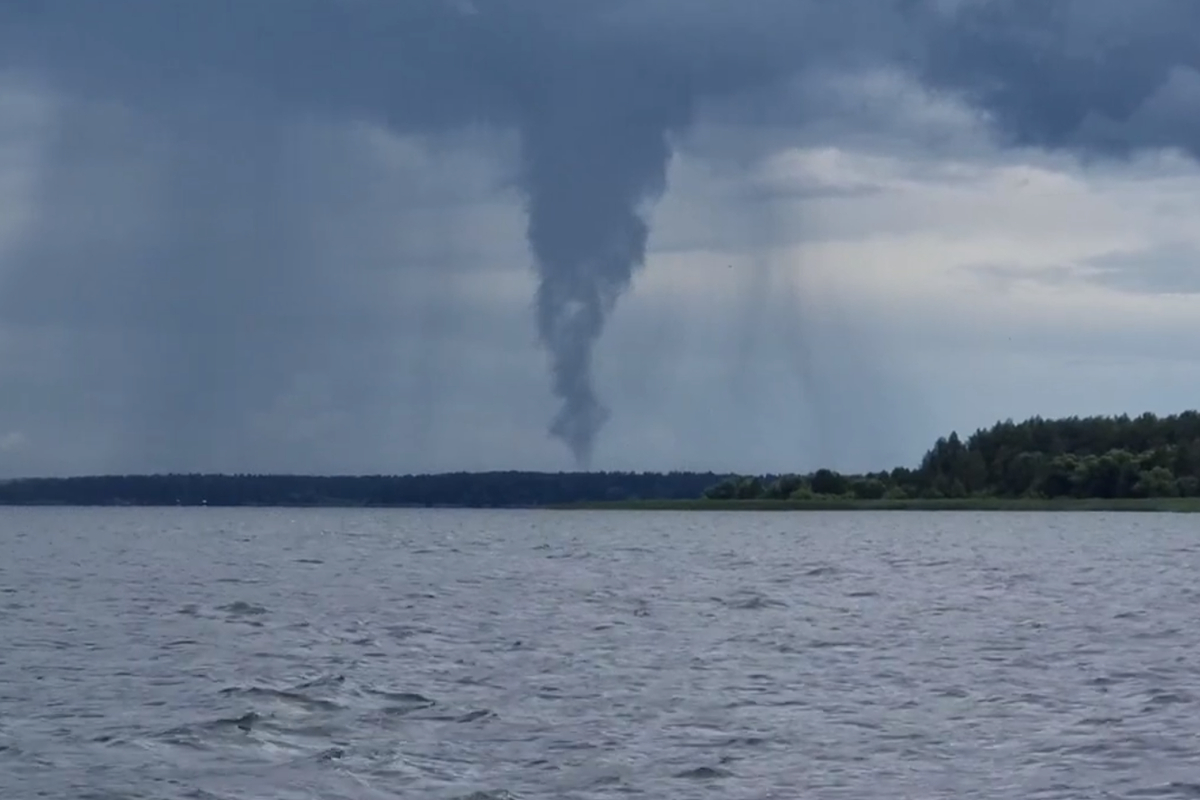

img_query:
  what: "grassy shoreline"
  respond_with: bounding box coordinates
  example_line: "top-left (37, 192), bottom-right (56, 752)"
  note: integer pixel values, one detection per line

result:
top-left (548, 497), bottom-right (1200, 512)
top-left (0, 497), bottom-right (1195, 511)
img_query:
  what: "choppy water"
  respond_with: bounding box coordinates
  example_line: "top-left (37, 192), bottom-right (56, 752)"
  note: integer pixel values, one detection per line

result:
top-left (2, 508), bottom-right (1199, 798)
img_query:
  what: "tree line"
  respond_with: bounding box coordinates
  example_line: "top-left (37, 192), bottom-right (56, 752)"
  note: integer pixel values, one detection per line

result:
top-left (1, 411), bottom-right (1197, 506)
top-left (0, 471), bottom-right (724, 507)
top-left (705, 411), bottom-right (1200, 501)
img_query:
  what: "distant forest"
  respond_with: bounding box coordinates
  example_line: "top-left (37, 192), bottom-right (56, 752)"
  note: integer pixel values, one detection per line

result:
top-left (1, 411), bottom-right (1198, 506)
top-left (0, 471), bottom-right (723, 508)
top-left (707, 411), bottom-right (1200, 502)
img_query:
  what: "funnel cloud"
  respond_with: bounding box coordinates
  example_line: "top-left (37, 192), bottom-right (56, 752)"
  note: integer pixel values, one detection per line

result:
top-left (519, 56), bottom-right (692, 464)
top-left (1, 1), bottom-right (1199, 473)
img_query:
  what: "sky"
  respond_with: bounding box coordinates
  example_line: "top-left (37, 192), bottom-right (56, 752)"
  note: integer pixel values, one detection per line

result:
top-left (0, 0), bottom-right (1198, 477)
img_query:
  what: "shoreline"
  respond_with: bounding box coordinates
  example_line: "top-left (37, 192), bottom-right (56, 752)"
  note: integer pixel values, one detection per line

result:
top-left (0, 497), bottom-right (1197, 512)
top-left (546, 497), bottom-right (1200, 512)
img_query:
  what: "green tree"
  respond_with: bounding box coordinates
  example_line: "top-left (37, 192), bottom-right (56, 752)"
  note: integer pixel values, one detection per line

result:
top-left (850, 479), bottom-right (887, 500)
top-left (764, 474), bottom-right (804, 499)
top-left (1132, 467), bottom-right (1178, 498)
top-left (735, 476), bottom-right (764, 500)
top-left (810, 469), bottom-right (849, 496)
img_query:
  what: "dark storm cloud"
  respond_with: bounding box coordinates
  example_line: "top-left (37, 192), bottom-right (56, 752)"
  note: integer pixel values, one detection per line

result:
top-left (1, 106), bottom-right (382, 469)
top-left (917, 0), bottom-right (1200, 159)
top-left (2, 0), bottom-right (1200, 472)
top-left (1, 0), bottom-right (916, 469)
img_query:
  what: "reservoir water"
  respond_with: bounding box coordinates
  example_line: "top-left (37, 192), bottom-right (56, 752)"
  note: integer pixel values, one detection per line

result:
top-left (2, 507), bottom-right (1198, 798)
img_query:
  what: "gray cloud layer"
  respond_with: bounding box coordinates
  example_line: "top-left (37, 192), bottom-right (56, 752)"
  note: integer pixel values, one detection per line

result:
top-left (2, 0), bottom-right (1198, 472)
top-left (919, 0), bottom-right (1200, 158)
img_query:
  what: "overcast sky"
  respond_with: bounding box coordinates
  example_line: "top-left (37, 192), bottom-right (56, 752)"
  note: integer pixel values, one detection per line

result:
top-left (0, 0), bottom-right (1198, 477)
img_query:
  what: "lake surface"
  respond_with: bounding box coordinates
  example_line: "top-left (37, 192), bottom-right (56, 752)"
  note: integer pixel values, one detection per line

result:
top-left (1, 508), bottom-right (1199, 798)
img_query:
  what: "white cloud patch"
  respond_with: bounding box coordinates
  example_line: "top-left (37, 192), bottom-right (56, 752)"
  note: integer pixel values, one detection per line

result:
top-left (600, 127), bottom-right (1200, 470)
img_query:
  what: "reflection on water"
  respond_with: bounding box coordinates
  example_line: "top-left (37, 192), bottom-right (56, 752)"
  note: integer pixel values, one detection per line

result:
top-left (2, 507), bottom-right (1199, 798)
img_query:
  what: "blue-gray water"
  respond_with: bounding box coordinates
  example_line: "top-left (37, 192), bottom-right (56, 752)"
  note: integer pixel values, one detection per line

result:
top-left (2, 508), bottom-right (1199, 798)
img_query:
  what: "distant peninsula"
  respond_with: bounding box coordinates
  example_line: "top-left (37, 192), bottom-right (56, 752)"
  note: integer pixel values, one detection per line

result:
top-left (1, 411), bottom-right (1199, 511)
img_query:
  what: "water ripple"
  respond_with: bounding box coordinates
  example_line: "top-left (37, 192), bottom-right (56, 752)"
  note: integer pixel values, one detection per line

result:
top-left (2, 508), bottom-right (1200, 798)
